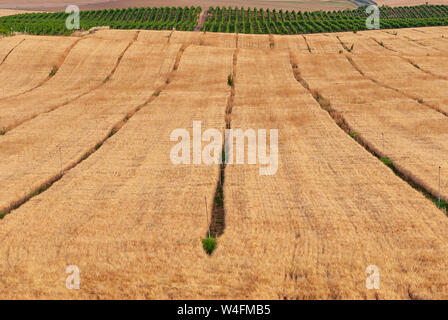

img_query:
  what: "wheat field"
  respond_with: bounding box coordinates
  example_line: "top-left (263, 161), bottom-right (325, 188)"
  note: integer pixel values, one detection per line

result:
top-left (1, 27), bottom-right (448, 299)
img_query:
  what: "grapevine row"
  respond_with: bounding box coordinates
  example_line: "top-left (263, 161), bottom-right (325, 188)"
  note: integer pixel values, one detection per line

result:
top-left (202, 5), bottom-right (448, 34)
top-left (0, 6), bottom-right (201, 36)
top-left (1, 5), bottom-right (448, 36)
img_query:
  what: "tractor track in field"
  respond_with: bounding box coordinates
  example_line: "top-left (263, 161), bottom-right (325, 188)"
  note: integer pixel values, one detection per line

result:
top-left (288, 50), bottom-right (447, 217)
top-left (0, 32), bottom-right (139, 135)
top-left (0, 37), bottom-right (83, 102)
top-left (0, 41), bottom-right (188, 220)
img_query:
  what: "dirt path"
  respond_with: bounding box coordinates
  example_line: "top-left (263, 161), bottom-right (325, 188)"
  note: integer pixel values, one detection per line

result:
top-left (195, 9), bottom-right (208, 32)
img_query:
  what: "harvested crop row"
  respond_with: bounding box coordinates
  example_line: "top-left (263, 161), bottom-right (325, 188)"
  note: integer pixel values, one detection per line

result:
top-left (0, 41), bottom-right (180, 218)
top-left (0, 45), bottom-right (233, 299)
top-left (0, 36), bottom-right (133, 132)
top-left (216, 48), bottom-right (448, 299)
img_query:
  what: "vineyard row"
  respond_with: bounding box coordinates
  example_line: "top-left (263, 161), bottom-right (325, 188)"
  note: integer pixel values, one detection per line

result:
top-left (0, 5), bottom-right (448, 36)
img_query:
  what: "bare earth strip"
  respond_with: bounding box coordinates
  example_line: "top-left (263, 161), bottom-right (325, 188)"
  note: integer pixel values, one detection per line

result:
top-left (0, 37), bottom-right (132, 132)
top-left (0, 36), bottom-right (76, 99)
top-left (217, 48), bottom-right (448, 299)
top-left (0, 45), bottom-right (233, 299)
top-left (0, 40), bottom-right (180, 217)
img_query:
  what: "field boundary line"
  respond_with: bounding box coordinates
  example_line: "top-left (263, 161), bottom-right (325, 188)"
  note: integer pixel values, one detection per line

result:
top-left (0, 37), bottom-right (83, 102)
top-left (0, 42), bottom-right (188, 220)
top-left (0, 32), bottom-right (139, 135)
top-left (289, 50), bottom-right (448, 215)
